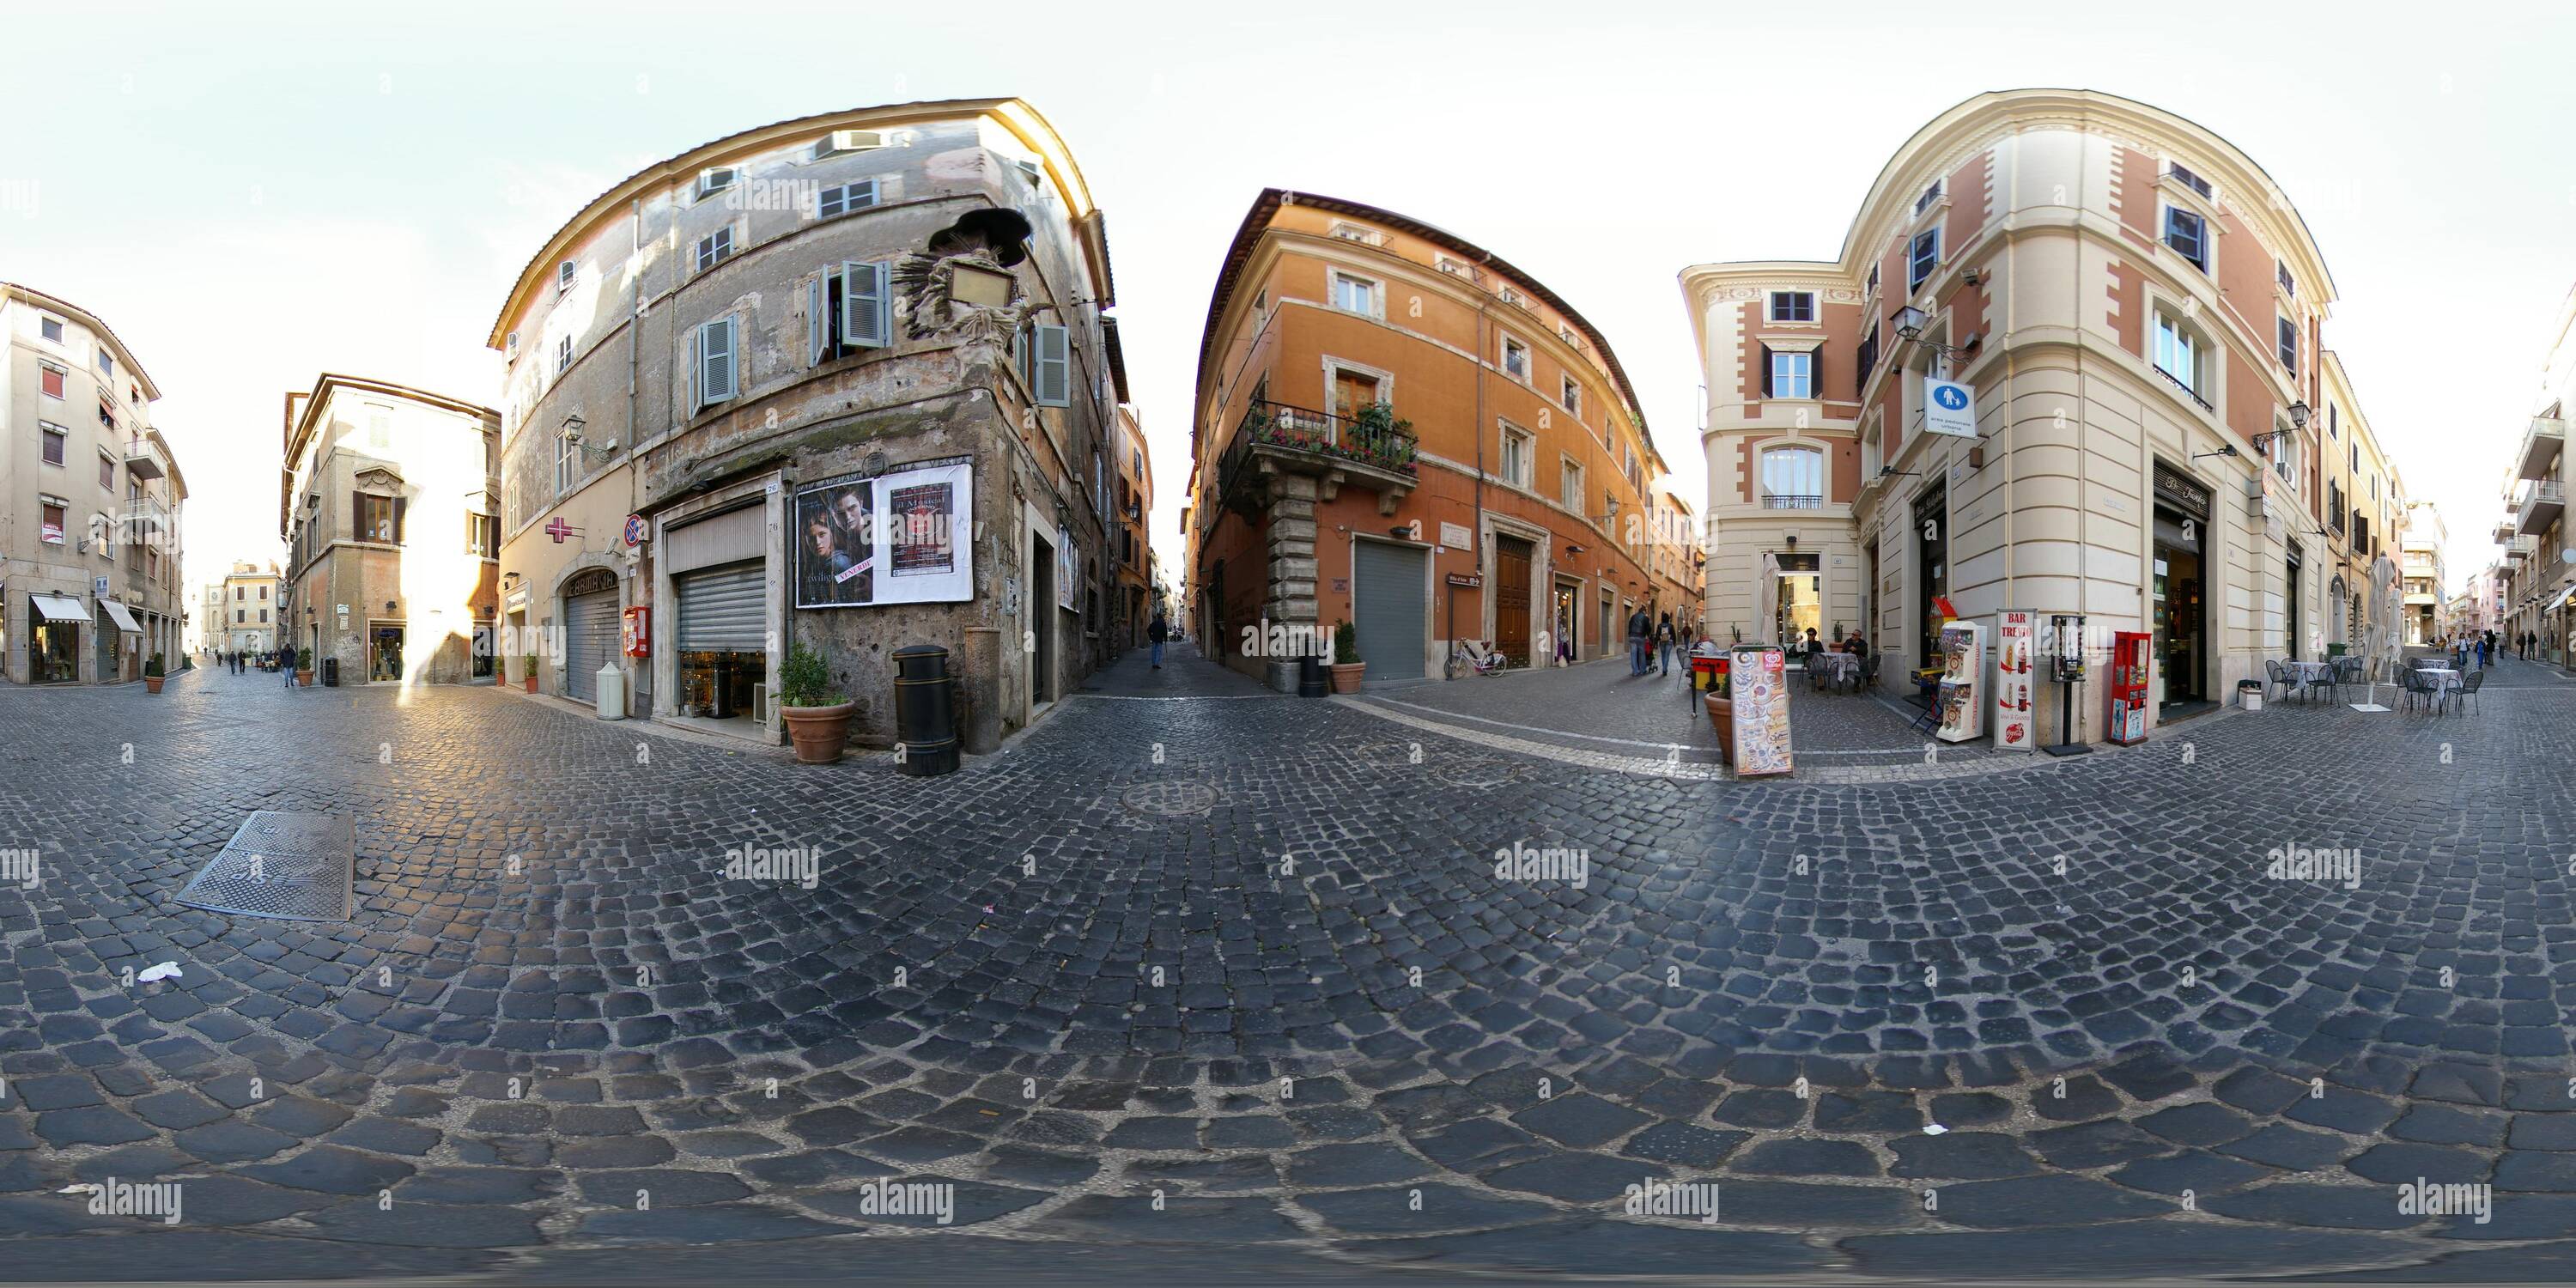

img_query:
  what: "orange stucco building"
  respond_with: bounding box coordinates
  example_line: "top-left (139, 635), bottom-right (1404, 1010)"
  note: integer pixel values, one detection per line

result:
top-left (1186, 191), bottom-right (1695, 690)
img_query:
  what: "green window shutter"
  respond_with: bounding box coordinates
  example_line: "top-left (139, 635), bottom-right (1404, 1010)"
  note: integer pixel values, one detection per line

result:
top-left (844, 261), bottom-right (890, 349)
top-left (700, 318), bottom-right (736, 404)
top-left (807, 276), bottom-right (826, 365)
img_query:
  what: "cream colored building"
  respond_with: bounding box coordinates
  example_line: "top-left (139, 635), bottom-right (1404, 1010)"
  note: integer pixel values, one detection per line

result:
top-left (2, 283), bottom-right (188, 684)
top-left (1684, 90), bottom-right (2376, 740)
top-left (2317, 352), bottom-right (2406, 658)
top-left (279, 374), bottom-right (501, 684)
top-left (2401, 500), bottom-right (2446, 646)
top-left (1112, 404), bottom-right (1156, 649)
top-left (2495, 283), bottom-right (2574, 665)
top-left (214, 560), bottom-right (282, 653)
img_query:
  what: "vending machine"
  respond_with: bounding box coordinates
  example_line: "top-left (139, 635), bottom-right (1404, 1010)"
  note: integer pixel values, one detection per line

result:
top-left (2108, 630), bottom-right (2152, 745)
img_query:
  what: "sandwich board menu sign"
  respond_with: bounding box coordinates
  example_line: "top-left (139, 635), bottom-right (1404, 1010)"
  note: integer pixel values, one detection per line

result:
top-left (1728, 644), bottom-right (1794, 777)
top-left (1994, 610), bottom-right (2036, 751)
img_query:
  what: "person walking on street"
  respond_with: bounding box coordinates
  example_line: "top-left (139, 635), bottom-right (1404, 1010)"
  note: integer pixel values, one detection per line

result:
top-left (1147, 611), bottom-right (1169, 670)
top-left (1625, 605), bottom-right (1651, 676)
top-left (1655, 612), bottom-right (1676, 676)
top-left (281, 646), bottom-right (296, 687)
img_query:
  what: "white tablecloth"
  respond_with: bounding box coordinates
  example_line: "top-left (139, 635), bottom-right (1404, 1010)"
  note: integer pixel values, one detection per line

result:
top-left (1810, 653), bottom-right (1861, 682)
top-left (2417, 666), bottom-right (2462, 693)
top-left (2282, 660), bottom-right (2335, 683)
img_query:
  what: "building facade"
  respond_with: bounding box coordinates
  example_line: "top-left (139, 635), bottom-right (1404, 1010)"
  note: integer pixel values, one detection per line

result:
top-left (279, 374), bottom-right (501, 684)
top-left (2401, 500), bottom-right (2447, 646)
top-left (2315, 352), bottom-right (2406, 660)
top-left (1112, 404), bottom-right (1156, 649)
top-left (1684, 90), bottom-right (2367, 741)
top-left (490, 100), bottom-right (1123, 752)
top-left (1187, 191), bottom-right (1694, 691)
top-left (2495, 283), bottom-right (2573, 665)
top-left (215, 561), bottom-right (282, 653)
top-left (2, 283), bottom-right (188, 684)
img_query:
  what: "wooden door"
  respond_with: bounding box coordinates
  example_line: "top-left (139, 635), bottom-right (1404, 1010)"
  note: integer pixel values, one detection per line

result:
top-left (1495, 536), bottom-right (1533, 667)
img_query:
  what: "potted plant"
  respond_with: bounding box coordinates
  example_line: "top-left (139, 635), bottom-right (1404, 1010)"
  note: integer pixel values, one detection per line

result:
top-left (522, 653), bottom-right (539, 694)
top-left (1327, 621), bottom-right (1366, 694)
top-left (144, 653), bottom-right (166, 694)
top-left (1704, 663), bottom-right (1735, 762)
top-left (295, 647), bottom-right (314, 687)
top-left (777, 641), bottom-right (854, 764)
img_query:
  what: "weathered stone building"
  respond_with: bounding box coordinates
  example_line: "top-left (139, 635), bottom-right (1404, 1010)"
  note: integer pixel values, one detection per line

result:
top-left (489, 99), bottom-right (1123, 752)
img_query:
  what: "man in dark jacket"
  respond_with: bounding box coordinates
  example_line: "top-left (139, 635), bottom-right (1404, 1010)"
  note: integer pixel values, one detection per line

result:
top-left (1148, 611), bottom-right (1169, 670)
top-left (1626, 606), bottom-right (1652, 676)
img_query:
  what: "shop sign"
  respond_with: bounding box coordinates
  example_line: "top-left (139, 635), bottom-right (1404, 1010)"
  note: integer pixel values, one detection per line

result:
top-left (1445, 573), bottom-right (1482, 588)
top-left (1728, 645), bottom-right (1794, 777)
top-left (1993, 610), bottom-right (2035, 751)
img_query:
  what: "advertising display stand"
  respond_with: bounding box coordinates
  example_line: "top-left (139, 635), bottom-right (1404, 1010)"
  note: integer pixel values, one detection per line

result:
top-left (1993, 610), bottom-right (2036, 752)
top-left (2107, 630), bottom-right (2151, 745)
top-left (1935, 620), bottom-right (1984, 743)
top-left (1727, 645), bottom-right (1794, 778)
top-left (2041, 613), bottom-right (2092, 756)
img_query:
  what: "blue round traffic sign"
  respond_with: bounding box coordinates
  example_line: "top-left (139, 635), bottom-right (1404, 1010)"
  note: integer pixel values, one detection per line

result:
top-left (1933, 384), bottom-right (1969, 410)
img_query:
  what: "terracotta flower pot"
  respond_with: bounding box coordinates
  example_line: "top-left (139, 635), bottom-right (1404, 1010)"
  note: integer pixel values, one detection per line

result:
top-left (1327, 661), bottom-right (1366, 694)
top-left (296, 670), bottom-right (314, 687)
top-left (781, 701), bottom-right (857, 764)
top-left (1704, 694), bottom-right (1735, 763)
top-left (524, 676), bottom-right (538, 693)
top-left (144, 676), bottom-right (164, 694)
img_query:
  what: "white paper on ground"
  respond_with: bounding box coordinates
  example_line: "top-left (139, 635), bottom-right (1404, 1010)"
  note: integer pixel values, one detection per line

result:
top-left (137, 962), bottom-right (182, 982)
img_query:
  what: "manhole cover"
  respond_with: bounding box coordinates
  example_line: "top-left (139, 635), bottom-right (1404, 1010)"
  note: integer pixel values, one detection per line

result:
top-left (1433, 757), bottom-right (1531, 790)
top-left (174, 811), bottom-right (355, 921)
top-left (1121, 781), bottom-right (1218, 816)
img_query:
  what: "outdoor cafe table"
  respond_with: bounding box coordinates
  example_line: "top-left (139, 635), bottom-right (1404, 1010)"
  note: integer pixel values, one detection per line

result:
top-left (2281, 659), bottom-right (2335, 686)
top-left (2417, 666), bottom-right (2463, 695)
top-left (1811, 653), bottom-right (1862, 685)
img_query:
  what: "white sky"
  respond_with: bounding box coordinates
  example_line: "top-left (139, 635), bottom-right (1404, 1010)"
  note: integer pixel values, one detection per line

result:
top-left (9, 1), bottom-right (2569, 603)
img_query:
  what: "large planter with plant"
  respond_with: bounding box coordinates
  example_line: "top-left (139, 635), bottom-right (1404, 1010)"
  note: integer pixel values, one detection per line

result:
top-left (522, 654), bottom-right (539, 694)
top-left (1327, 621), bottom-right (1366, 694)
top-left (295, 648), bottom-right (314, 687)
top-left (1704, 669), bottom-right (1734, 762)
top-left (144, 653), bottom-right (166, 695)
top-left (778, 642), bottom-right (854, 764)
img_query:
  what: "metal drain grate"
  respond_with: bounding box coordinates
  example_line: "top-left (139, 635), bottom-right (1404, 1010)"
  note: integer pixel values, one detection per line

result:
top-left (174, 811), bottom-right (355, 921)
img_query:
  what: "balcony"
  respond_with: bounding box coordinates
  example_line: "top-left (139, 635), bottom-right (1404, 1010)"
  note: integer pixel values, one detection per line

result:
top-left (2405, 591), bottom-right (2440, 607)
top-left (2495, 514), bottom-right (2519, 544)
top-left (2517, 478), bottom-right (2565, 535)
top-left (1760, 494), bottom-right (1823, 510)
top-left (2505, 535), bottom-right (2537, 562)
top-left (123, 434), bottom-right (166, 481)
top-left (2516, 416), bottom-right (2565, 481)
top-left (1218, 400), bottom-right (1418, 518)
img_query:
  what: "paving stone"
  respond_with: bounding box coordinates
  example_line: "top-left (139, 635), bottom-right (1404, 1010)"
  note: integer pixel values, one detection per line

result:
top-left (1032, 1194), bottom-right (1303, 1242)
top-left (2106, 1149), bottom-right (2275, 1195)
top-left (1928, 1175), bottom-right (2173, 1227)
top-left (2024, 1120), bottom-right (2169, 1170)
top-left (33, 1107), bottom-right (152, 1147)
top-left (396, 1167), bottom-right (558, 1205)
top-left (1294, 1183), bottom-right (1555, 1233)
top-left (1509, 1095), bottom-right (1649, 1149)
top-left (303, 1200), bottom-right (547, 1248)
top-left (1729, 1138), bottom-right (1878, 1177)
top-left (1888, 1132), bottom-right (2041, 1179)
top-left (236, 1145), bottom-right (416, 1195)
top-left (2135, 1102), bottom-right (2253, 1147)
top-left (2221, 1124), bottom-right (2362, 1170)
top-left (573, 1170), bottom-right (751, 1207)
top-left (1482, 1152), bottom-right (1659, 1201)
top-left (1619, 1121), bottom-right (1748, 1170)
top-left (175, 1120), bottom-right (302, 1164)
top-left (799, 1178), bottom-right (1047, 1226)
top-left (2202, 1182), bottom-right (2429, 1230)
top-left (2343, 1142), bottom-right (2489, 1186)
top-left (1355, 1219), bottom-right (1831, 1275)
top-left (577, 1203), bottom-right (849, 1243)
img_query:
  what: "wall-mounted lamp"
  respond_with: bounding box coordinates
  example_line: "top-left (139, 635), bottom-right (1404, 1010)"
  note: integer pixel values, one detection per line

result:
top-left (1875, 465), bottom-right (1921, 480)
top-left (1566, 543), bottom-right (1585, 556)
top-left (2287, 402), bottom-right (2312, 429)
top-left (2192, 446), bottom-right (2240, 461)
top-left (1784, 534), bottom-right (1798, 550)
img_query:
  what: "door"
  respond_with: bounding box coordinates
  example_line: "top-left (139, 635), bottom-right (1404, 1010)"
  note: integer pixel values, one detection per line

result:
top-left (564, 586), bottom-right (619, 701)
top-left (1494, 536), bottom-right (1533, 667)
top-left (1352, 539), bottom-right (1427, 682)
top-left (1600, 589), bottom-right (1615, 658)
top-left (1552, 583), bottom-right (1577, 664)
top-left (1030, 534), bottom-right (1056, 708)
top-left (369, 625), bottom-right (406, 683)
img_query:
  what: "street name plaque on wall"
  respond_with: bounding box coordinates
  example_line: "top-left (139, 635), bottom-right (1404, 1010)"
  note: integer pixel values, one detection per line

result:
top-left (175, 811), bottom-right (355, 922)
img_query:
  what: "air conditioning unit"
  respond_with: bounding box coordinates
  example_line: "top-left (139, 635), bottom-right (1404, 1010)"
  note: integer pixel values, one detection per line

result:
top-left (815, 130), bottom-right (888, 159)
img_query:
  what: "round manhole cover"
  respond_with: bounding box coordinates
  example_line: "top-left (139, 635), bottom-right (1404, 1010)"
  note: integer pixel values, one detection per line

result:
top-left (1121, 780), bottom-right (1218, 816)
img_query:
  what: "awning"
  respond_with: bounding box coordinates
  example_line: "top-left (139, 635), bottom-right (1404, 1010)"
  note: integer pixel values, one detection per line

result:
top-left (29, 594), bottom-right (88, 622)
top-left (2549, 586), bottom-right (2575, 614)
top-left (100, 601), bottom-right (142, 635)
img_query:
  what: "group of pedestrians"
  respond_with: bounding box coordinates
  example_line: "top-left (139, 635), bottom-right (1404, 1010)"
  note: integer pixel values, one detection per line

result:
top-left (214, 646), bottom-right (300, 684)
top-left (1625, 606), bottom-right (1684, 677)
top-left (2445, 627), bottom-right (2518, 671)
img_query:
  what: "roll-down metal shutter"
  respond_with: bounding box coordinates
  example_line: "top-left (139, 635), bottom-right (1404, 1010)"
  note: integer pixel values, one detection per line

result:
top-left (677, 560), bottom-right (766, 652)
top-left (564, 588), bottom-right (619, 702)
top-left (1352, 541), bottom-right (1427, 682)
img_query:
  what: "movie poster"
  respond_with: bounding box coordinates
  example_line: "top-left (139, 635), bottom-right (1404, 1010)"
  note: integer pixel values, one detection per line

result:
top-left (793, 460), bottom-right (974, 608)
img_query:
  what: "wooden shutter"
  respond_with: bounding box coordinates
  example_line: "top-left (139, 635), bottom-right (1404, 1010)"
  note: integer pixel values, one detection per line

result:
top-left (807, 276), bottom-right (827, 365)
top-left (393, 496), bottom-right (407, 545)
top-left (1759, 346), bottom-right (1773, 398)
top-left (1034, 324), bottom-right (1070, 407)
top-left (351, 490), bottom-right (363, 541)
top-left (844, 261), bottom-right (890, 349)
top-left (700, 319), bottom-right (735, 404)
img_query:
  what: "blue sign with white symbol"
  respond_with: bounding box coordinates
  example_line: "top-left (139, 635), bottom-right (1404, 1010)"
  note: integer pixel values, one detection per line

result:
top-left (1924, 378), bottom-right (1977, 438)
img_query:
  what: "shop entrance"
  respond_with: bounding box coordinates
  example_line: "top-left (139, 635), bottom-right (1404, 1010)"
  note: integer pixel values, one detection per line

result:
top-left (368, 623), bottom-right (405, 683)
top-left (1774, 551), bottom-right (1822, 656)
top-left (1030, 533), bottom-right (1057, 709)
top-left (2286, 547), bottom-right (2304, 659)
top-left (2151, 462), bottom-right (2214, 712)
top-left (30, 597), bottom-right (81, 684)
top-left (673, 561), bottom-right (763, 722)
top-left (1913, 483), bottom-right (1948, 673)
top-left (1552, 580), bottom-right (1578, 664)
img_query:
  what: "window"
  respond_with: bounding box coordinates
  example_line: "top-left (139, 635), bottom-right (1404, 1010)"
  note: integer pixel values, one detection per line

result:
top-left (235, 609), bottom-right (246, 623)
top-left (1769, 291), bottom-right (1816, 323)
top-left (2164, 206), bottom-right (2207, 270)
top-left (1327, 222), bottom-right (1377, 245)
top-left (2276, 315), bottom-right (2299, 374)
top-left (810, 261), bottom-right (892, 362)
top-left (2277, 261), bottom-right (2296, 296)
top-left (695, 167), bottom-right (738, 200)
top-left (556, 336), bottom-right (573, 375)
top-left (356, 493), bottom-right (404, 544)
top-left (695, 317), bottom-right (738, 409)
top-left (98, 350), bottom-right (113, 378)
top-left (1019, 322), bottom-right (1070, 407)
top-left (2154, 313), bottom-right (2205, 404)
top-left (468, 513), bottom-right (498, 559)
top-left (695, 225), bottom-right (734, 272)
top-left (1916, 180), bottom-right (1944, 215)
top-left (1866, 262), bottom-right (1880, 295)
top-left (1329, 368), bottom-right (1382, 425)
top-left (556, 260), bottom-right (577, 294)
top-left (1558, 324), bottom-right (1583, 349)
top-left (1908, 228), bottom-right (1940, 290)
top-left (1501, 335), bottom-right (1530, 380)
top-left (1561, 376), bottom-right (1582, 416)
top-left (817, 179), bottom-right (878, 218)
top-left (39, 317), bottom-right (63, 343)
top-left (2167, 162), bottom-right (2213, 198)
top-left (1765, 349), bottom-right (1814, 400)
top-left (1561, 459), bottom-right (1585, 510)
top-left (366, 404), bottom-right (392, 450)
top-left (1761, 447), bottom-right (1824, 507)
top-left (1499, 424), bottom-right (1533, 487)
top-left (258, 586), bottom-right (268, 601)
top-left (813, 129), bottom-right (888, 159)
top-left (2270, 429), bottom-right (2303, 495)
top-left (40, 365), bottom-right (65, 398)
top-left (2328, 404), bottom-right (2338, 439)
top-left (1435, 255), bottom-right (1471, 277)
top-left (258, 608), bottom-right (268, 623)
top-left (97, 515), bottom-right (114, 560)
top-left (40, 502), bottom-right (65, 544)
top-left (235, 586), bottom-right (245, 601)
top-left (1330, 272), bottom-right (1379, 318)
top-left (41, 422), bottom-right (65, 466)
top-left (99, 452), bottom-right (114, 490)
top-left (555, 428), bottom-right (577, 495)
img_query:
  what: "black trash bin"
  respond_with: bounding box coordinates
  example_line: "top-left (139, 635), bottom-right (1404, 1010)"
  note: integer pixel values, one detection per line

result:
top-left (892, 644), bottom-right (960, 776)
top-left (1297, 653), bottom-right (1327, 698)
top-left (321, 657), bottom-right (339, 687)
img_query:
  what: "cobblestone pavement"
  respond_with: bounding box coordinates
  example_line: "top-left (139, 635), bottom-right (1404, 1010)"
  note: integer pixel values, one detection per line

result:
top-left (0, 644), bottom-right (2570, 1283)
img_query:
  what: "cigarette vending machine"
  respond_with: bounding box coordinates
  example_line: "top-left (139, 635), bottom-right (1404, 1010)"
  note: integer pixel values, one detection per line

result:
top-left (2108, 630), bottom-right (2152, 745)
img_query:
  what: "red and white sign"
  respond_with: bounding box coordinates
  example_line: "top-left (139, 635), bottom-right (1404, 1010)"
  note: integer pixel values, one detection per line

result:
top-left (1994, 610), bottom-right (2036, 752)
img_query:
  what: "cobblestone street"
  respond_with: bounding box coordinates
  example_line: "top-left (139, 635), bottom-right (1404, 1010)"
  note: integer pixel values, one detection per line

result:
top-left (0, 648), bottom-right (2573, 1282)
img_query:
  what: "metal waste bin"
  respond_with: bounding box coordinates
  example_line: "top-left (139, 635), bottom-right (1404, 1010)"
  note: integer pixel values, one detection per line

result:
top-left (321, 657), bottom-right (339, 687)
top-left (892, 644), bottom-right (960, 775)
top-left (1297, 653), bottom-right (1327, 698)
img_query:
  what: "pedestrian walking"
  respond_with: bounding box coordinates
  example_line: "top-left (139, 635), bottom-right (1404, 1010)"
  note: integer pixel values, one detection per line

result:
top-left (281, 647), bottom-right (297, 687)
top-left (1655, 612), bottom-right (1676, 676)
top-left (1625, 605), bottom-right (1652, 676)
top-left (1147, 610), bottom-right (1169, 670)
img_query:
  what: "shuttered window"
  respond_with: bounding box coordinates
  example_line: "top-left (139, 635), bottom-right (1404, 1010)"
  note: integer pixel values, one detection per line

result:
top-left (841, 261), bottom-right (891, 349)
top-left (696, 317), bottom-right (737, 408)
top-left (1024, 323), bottom-right (1070, 407)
